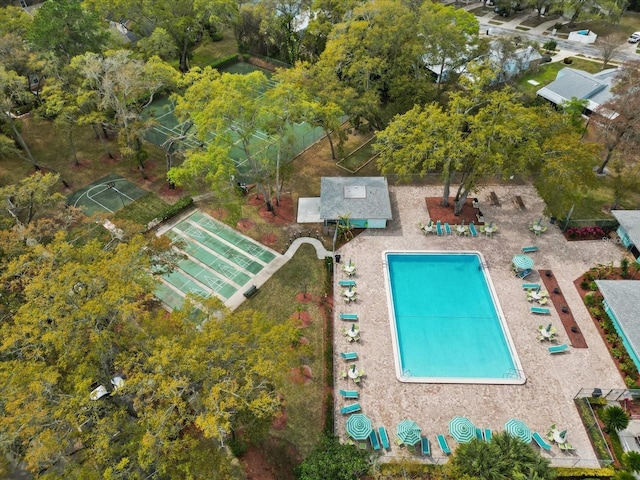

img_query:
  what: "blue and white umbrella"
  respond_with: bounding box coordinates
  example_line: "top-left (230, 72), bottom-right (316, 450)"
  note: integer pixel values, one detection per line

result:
top-left (512, 254), bottom-right (534, 271)
top-left (397, 419), bottom-right (421, 446)
top-left (346, 413), bottom-right (373, 440)
top-left (505, 418), bottom-right (532, 443)
top-left (449, 416), bottom-right (476, 443)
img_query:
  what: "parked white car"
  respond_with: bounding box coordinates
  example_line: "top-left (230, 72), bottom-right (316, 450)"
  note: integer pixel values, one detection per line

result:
top-left (628, 32), bottom-right (640, 43)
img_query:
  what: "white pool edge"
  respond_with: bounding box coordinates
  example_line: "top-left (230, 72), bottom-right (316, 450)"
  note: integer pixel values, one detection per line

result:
top-left (382, 250), bottom-right (526, 385)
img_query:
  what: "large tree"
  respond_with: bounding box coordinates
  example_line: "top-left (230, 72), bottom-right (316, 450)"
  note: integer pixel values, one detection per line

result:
top-left (593, 62), bottom-right (640, 174)
top-left (376, 75), bottom-right (599, 214)
top-left (448, 432), bottom-right (555, 479)
top-left (85, 0), bottom-right (237, 72)
top-left (0, 229), bottom-right (302, 477)
top-left (27, 0), bottom-right (108, 62)
top-left (68, 50), bottom-right (178, 172)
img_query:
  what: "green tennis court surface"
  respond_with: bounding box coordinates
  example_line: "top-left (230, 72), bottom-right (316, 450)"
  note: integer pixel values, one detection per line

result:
top-left (156, 210), bottom-right (280, 310)
top-left (67, 173), bottom-right (148, 216)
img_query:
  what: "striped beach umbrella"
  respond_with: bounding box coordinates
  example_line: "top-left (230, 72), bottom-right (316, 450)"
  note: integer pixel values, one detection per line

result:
top-left (505, 418), bottom-right (532, 443)
top-left (512, 254), bottom-right (534, 271)
top-left (397, 419), bottom-right (421, 446)
top-left (449, 416), bottom-right (476, 443)
top-left (346, 413), bottom-right (373, 440)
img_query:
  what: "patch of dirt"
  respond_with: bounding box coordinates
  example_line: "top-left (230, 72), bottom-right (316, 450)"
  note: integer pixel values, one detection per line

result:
top-left (299, 336), bottom-right (309, 345)
top-left (540, 270), bottom-right (587, 348)
top-left (158, 182), bottom-right (184, 200)
top-left (425, 197), bottom-right (481, 225)
top-left (100, 153), bottom-right (122, 164)
top-left (241, 446), bottom-right (279, 480)
top-left (290, 311), bottom-right (312, 327)
top-left (237, 218), bottom-right (256, 230)
top-left (70, 159), bottom-right (92, 169)
top-left (208, 207), bottom-right (228, 221)
top-left (296, 293), bottom-right (313, 303)
top-left (261, 233), bottom-right (278, 245)
top-left (289, 365), bottom-right (312, 384)
top-left (257, 196), bottom-right (296, 226)
top-left (271, 409), bottom-right (287, 430)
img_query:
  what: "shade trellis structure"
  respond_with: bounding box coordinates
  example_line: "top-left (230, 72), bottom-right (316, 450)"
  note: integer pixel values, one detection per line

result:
top-left (505, 418), bottom-right (532, 443)
top-left (346, 413), bottom-right (373, 440)
top-left (512, 254), bottom-right (534, 271)
top-left (449, 416), bottom-right (476, 443)
top-left (397, 419), bottom-right (421, 446)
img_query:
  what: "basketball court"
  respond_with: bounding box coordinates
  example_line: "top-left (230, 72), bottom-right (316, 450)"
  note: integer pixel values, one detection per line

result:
top-left (67, 173), bottom-right (148, 216)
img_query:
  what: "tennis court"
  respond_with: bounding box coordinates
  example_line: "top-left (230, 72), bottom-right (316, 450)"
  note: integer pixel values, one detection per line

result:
top-left (67, 173), bottom-right (148, 216)
top-left (142, 62), bottom-right (326, 174)
top-left (156, 210), bottom-right (281, 310)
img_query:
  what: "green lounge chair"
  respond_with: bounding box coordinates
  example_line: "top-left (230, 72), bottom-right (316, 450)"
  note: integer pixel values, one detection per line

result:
top-left (378, 427), bottom-right (390, 449)
top-left (469, 222), bottom-right (478, 237)
top-left (370, 430), bottom-right (381, 450)
top-left (532, 432), bottom-right (552, 450)
top-left (436, 220), bottom-right (443, 236)
top-left (444, 222), bottom-right (452, 235)
top-left (548, 343), bottom-right (569, 354)
top-left (339, 389), bottom-right (359, 399)
top-left (339, 280), bottom-right (356, 287)
top-left (340, 313), bottom-right (358, 321)
top-left (522, 245), bottom-right (539, 253)
top-left (522, 283), bottom-right (540, 290)
top-left (340, 403), bottom-right (361, 415)
top-left (531, 306), bottom-right (551, 314)
top-left (421, 436), bottom-right (431, 456)
top-left (437, 434), bottom-right (451, 455)
top-left (559, 442), bottom-right (574, 451)
top-left (484, 429), bottom-right (492, 441)
top-left (340, 352), bottom-right (358, 361)
top-left (475, 428), bottom-right (483, 440)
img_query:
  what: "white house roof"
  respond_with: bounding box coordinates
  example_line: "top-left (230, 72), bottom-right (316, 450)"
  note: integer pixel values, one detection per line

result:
top-left (319, 177), bottom-right (392, 221)
top-left (613, 210), bottom-right (640, 247)
top-left (536, 67), bottom-right (618, 112)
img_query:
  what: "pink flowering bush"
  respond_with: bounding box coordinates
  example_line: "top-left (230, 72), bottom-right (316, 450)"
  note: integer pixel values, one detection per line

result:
top-left (567, 226), bottom-right (606, 239)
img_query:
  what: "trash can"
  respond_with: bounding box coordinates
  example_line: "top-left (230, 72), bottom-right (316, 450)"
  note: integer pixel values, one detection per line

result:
top-left (549, 216), bottom-right (556, 225)
top-left (335, 254), bottom-right (341, 264)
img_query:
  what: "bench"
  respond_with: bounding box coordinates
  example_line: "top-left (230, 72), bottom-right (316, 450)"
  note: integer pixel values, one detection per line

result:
top-left (243, 285), bottom-right (258, 298)
top-left (489, 191), bottom-right (501, 206)
top-left (549, 343), bottom-right (569, 354)
top-left (522, 245), bottom-right (539, 253)
top-left (531, 306), bottom-right (551, 315)
top-left (339, 280), bottom-right (356, 287)
top-left (513, 195), bottom-right (526, 209)
top-left (340, 403), bottom-right (361, 415)
top-left (340, 313), bottom-right (359, 321)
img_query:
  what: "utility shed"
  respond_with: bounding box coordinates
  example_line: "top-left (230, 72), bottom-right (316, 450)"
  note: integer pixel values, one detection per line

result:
top-left (319, 177), bottom-right (392, 228)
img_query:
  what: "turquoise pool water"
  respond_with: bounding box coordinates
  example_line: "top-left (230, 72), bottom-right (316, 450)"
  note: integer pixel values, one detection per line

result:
top-left (385, 252), bottom-right (524, 384)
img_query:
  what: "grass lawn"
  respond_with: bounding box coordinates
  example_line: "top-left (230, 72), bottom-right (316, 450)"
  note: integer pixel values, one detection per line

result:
top-left (516, 57), bottom-right (607, 96)
top-left (237, 244), bottom-right (328, 460)
top-left (191, 31), bottom-right (239, 68)
top-left (556, 12), bottom-right (640, 37)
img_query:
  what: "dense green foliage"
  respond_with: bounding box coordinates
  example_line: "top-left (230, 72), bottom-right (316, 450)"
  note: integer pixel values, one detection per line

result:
top-left (295, 435), bottom-right (372, 480)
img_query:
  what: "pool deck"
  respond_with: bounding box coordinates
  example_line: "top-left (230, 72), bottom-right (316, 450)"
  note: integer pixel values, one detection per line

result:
top-left (334, 184), bottom-right (625, 467)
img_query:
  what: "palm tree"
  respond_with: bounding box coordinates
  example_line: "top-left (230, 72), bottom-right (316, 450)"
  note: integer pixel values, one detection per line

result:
top-left (602, 405), bottom-right (630, 433)
top-left (448, 432), bottom-right (554, 480)
top-left (624, 450), bottom-right (640, 473)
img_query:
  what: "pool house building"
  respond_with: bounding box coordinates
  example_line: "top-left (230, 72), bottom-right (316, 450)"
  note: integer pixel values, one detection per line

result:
top-left (596, 280), bottom-right (640, 372)
top-left (612, 210), bottom-right (640, 261)
top-left (320, 177), bottom-right (393, 229)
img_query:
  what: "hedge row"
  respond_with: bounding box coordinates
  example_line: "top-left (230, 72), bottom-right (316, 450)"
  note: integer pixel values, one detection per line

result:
top-left (210, 54), bottom-right (240, 70)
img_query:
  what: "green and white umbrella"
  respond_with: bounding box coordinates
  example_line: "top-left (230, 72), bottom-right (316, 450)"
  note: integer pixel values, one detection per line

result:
top-left (346, 413), bottom-right (373, 441)
top-left (505, 418), bottom-right (532, 443)
top-left (397, 419), bottom-right (421, 446)
top-left (512, 254), bottom-right (534, 271)
top-left (449, 416), bottom-right (476, 443)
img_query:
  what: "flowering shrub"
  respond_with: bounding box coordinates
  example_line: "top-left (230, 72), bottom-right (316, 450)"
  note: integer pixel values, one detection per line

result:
top-left (567, 226), bottom-right (605, 239)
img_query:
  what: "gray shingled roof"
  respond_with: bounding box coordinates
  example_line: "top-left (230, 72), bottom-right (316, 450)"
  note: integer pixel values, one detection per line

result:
top-left (536, 68), bottom-right (617, 112)
top-left (319, 177), bottom-right (392, 221)
top-left (595, 280), bottom-right (640, 363)
top-left (613, 210), bottom-right (640, 247)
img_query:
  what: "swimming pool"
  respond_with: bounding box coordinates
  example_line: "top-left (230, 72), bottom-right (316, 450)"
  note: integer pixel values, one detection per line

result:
top-left (384, 251), bottom-right (525, 384)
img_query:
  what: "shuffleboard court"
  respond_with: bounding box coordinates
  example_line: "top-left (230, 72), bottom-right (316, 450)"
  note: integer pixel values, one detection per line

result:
top-left (155, 210), bottom-right (281, 311)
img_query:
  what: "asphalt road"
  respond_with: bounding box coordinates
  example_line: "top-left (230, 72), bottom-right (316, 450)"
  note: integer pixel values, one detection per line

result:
top-left (477, 18), bottom-right (638, 63)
